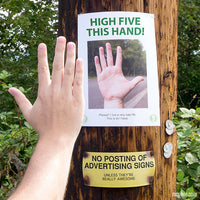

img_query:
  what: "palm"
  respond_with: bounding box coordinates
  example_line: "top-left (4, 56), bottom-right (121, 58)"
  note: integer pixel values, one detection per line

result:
top-left (97, 65), bottom-right (133, 100)
top-left (95, 43), bottom-right (143, 102)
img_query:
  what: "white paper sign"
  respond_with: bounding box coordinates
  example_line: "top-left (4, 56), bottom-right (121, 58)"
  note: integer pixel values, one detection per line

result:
top-left (78, 12), bottom-right (160, 127)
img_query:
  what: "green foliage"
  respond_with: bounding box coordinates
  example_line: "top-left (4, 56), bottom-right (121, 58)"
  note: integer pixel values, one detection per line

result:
top-left (88, 39), bottom-right (146, 78)
top-left (0, 0), bottom-right (58, 111)
top-left (0, 112), bottom-right (38, 198)
top-left (178, 0), bottom-right (200, 108)
top-left (0, 70), bottom-right (39, 198)
top-left (173, 107), bottom-right (200, 199)
top-left (0, 0), bottom-right (58, 198)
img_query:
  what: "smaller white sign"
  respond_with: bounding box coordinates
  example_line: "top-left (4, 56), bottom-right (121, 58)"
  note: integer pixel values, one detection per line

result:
top-left (78, 11), bottom-right (160, 127)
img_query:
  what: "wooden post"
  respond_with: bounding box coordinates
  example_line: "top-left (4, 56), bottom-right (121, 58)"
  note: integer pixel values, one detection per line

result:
top-left (58, 0), bottom-right (178, 199)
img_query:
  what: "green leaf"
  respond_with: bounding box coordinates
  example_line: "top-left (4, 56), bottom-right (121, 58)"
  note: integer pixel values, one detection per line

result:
top-left (180, 108), bottom-right (195, 118)
top-left (3, 182), bottom-right (9, 187)
top-left (189, 140), bottom-right (197, 149)
top-left (185, 153), bottom-right (199, 164)
top-left (8, 183), bottom-right (13, 189)
top-left (180, 189), bottom-right (187, 199)
top-left (177, 183), bottom-right (181, 192)
top-left (177, 170), bottom-right (185, 182)
top-left (18, 87), bottom-right (25, 93)
top-left (188, 165), bottom-right (200, 179)
top-left (186, 186), bottom-right (194, 195)
top-left (186, 186), bottom-right (197, 200)
top-left (0, 70), bottom-right (11, 80)
top-left (176, 121), bottom-right (191, 130)
top-left (182, 128), bottom-right (192, 136)
top-left (180, 176), bottom-right (189, 184)
top-left (24, 121), bottom-right (33, 129)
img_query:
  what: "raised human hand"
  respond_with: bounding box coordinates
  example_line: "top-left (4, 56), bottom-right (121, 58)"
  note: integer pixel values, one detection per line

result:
top-left (94, 43), bottom-right (144, 108)
top-left (9, 37), bottom-right (84, 146)
top-left (8, 37), bottom-right (84, 200)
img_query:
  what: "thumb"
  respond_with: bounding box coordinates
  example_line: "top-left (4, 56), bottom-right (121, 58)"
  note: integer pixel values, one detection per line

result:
top-left (129, 76), bottom-right (144, 90)
top-left (8, 87), bottom-right (32, 120)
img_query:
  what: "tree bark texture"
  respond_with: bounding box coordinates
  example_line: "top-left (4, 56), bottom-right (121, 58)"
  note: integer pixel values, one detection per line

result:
top-left (58, 0), bottom-right (178, 199)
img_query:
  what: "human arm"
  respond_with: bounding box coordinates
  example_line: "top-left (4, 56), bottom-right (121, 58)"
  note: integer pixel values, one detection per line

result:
top-left (94, 43), bottom-right (144, 108)
top-left (8, 36), bottom-right (84, 200)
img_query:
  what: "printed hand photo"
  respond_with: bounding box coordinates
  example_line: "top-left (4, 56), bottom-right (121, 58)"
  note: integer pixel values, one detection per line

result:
top-left (94, 43), bottom-right (144, 108)
top-left (88, 39), bottom-right (148, 109)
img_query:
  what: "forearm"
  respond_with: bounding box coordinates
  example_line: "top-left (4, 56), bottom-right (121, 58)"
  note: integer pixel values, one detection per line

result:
top-left (8, 135), bottom-right (75, 200)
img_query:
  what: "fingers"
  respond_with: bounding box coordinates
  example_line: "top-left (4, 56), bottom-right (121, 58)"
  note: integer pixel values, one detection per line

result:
top-left (129, 76), bottom-right (144, 90)
top-left (115, 46), bottom-right (122, 69)
top-left (62, 42), bottom-right (76, 92)
top-left (97, 44), bottom-right (121, 70)
top-left (38, 43), bottom-right (50, 94)
top-left (8, 88), bottom-right (32, 121)
top-left (94, 56), bottom-right (101, 76)
top-left (96, 43), bottom-right (114, 74)
top-left (52, 36), bottom-right (66, 90)
top-left (106, 43), bottom-right (113, 66)
top-left (99, 47), bottom-right (107, 70)
top-left (73, 59), bottom-right (84, 100)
